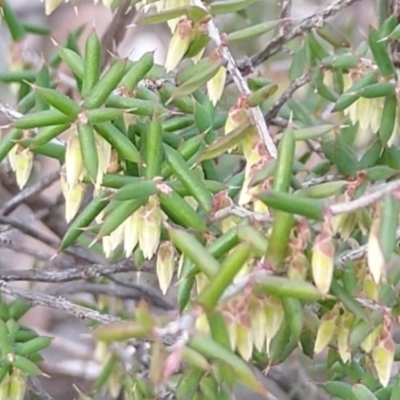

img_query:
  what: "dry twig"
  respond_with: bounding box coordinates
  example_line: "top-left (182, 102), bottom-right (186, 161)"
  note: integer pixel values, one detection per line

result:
top-left (250, 0), bottom-right (363, 66)
top-left (0, 280), bottom-right (121, 324)
top-left (192, 0), bottom-right (277, 159)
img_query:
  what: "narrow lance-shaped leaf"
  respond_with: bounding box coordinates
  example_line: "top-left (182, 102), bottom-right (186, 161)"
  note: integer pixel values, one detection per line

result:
top-left (170, 58), bottom-right (225, 100)
top-left (82, 29), bottom-right (101, 96)
top-left (254, 276), bottom-right (325, 301)
top-left (163, 144), bottom-right (212, 212)
top-left (369, 28), bottom-right (396, 78)
top-left (258, 190), bottom-right (325, 220)
top-left (94, 122), bottom-right (140, 163)
top-left (197, 243), bottom-right (252, 311)
top-left (78, 123), bottom-right (98, 182)
top-left (159, 188), bottom-right (208, 231)
top-left (168, 226), bottom-right (219, 277)
top-left (187, 333), bottom-right (266, 395)
top-left (226, 20), bottom-right (280, 43)
top-left (266, 128), bottom-right (296, 268)
top-left (14, 110), bottom-right (74, 130)
top-left (379, 195), bottom-right (399, 263)
top-left (83, 59), bottom-right (128, 109)
top-left (210, 0), bottom-right (261, 15)
top-left (122, 51), bottom-right (154, 91)
top-left (200, 122), bottom-right (255, 161)
top-left (146, 117), bottom-right (163, 179)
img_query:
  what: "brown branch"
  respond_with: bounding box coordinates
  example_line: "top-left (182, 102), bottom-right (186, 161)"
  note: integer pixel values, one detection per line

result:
top-left (104, 274), bottom-right (175, 309)
top-left (249, 0), bottom-right (362, 67)
top-left (0, 280), bottom-right (121, 324)
top-left (0, 240), bottom-right (73, 268)
top-left (47, 282), bottom-right (174, 311)
top-left (0, 171), bottom-right (60, 216)
top-left (280, 0), bottom-right (292, 35)
top-left (100, 0), bottom-right (137, 70)
top-left (27, 377), bottom-right (55, 400)
top-left (0, 262), bottom-right (135, 283)
top-left (0, 214), bottom-right (103, 264)
top-left (330, 179), bottom-right (400, 215)
top-left (265, 71), bottom-right (312, 121)
top-left (192, 0), bottom-right (277, 159)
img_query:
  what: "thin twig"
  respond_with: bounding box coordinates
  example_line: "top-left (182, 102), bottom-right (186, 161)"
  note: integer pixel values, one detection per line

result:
top-left (213, 205), bottom-right (272, 223)
top-left (338, 226), bottom-right (400, 265)
top-left (192, 0), bottom-right (277, 159)
top-left (250, 0), bottom-right (362, 66)
top-left (0, 241), bottom-right (71, 267)
top-left (0, 262), bottom-right (135, 283)
top-left (280, 0), bottom-right (292, 35)
top-left (330, 179), bottom-right (400, 215)
top-left (105, 274), bottom-right (175, 310)
top-left (27, 376), bottom-right (56, 400)
top-left (0, 280), bottom-right (121, 324)
top-left (265, 71), bottom-right (312, 121)
top-left (47, 282), bottom-right (175, 311)
top-left (0, 171), bottom-right (60, 216)
top-left (0, 103), bottom-right (23, 121)
top-left (0, 214), bottom-right (103, 264)
top-left (301, 175), bottom-right (338, 189)
top-left (100, 0), bottom-right (137, 69)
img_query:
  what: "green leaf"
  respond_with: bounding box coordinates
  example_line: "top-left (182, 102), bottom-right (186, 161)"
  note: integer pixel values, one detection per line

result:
top-left (322, 139), bottom-right (359, 176)
top-left (254, 276), bottom-right (326, 301)
top-left (187, 333), bottom-right (266, 395)
top-left (139, 5), bottom-right (208, 24)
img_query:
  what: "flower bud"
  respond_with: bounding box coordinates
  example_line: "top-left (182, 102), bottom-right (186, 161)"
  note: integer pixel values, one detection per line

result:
top-left (314, 305), bottom-right (339, 355)
top-left (8, 368), bottom-right (26, 400)
top-left (311, 228), bottom-right (335, 294)
top-left (250, 298), bottom-right (267, 352)
top-left (65, 129), bottom-right (84, 188)
top-left (214, 191), bottom-right (240, 233)
top-left (8, 144), bottom-right (18, 172)
top-left (103, 223), bottom-right (124, 259)
top-left (239, 142), bottom-right (269, 206)
top-left (372, 315), bottom-right (394, 387)
top-left (123, 207), bottom-right (142, 258)
top-left (0, 373), bottom-right (10, 399)
top-left (288, 251), bottom-right (309, 281)
top-left (207, 65), bottom-right (226, 105)
top-left (156, 241), bottom-right (175, 295)
top-left (337, 310), bottom-right (354, 363)
top-left (342, 70), bottom-right (384, 139)
top-left (264, 296), bottom-right (284, 355)
top-left (236, 322), bottom-right (253, 361)
top-left (165, 18), bottom-right (194, 72)
top-left (195, 312), bottom-right (210, 334)
top-left (363, 272), bottom-right (380, 301)
top-left (196, 272), bottom-right (209, 294)
top-left (361, 324), bottom-right (382, 354)
top-left (60, 175), bottom-right (86, 223)
top-left (139, 195), bottom-right (162, 260)
top-left (9, 146), bottom-right (34, 189)
top-left (95, 134), bottom-right (112, 190)
top-left (225, 104), bottom-right (248, 135)
top-left (367, 211), bottom-right (385, 283)
top-left (164, 0), bottom-right (191, 33)
top-left (44, 0), bottom-right (62, 15)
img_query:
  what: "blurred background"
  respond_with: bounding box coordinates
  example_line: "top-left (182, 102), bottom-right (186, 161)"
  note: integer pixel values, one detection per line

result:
top-left (0, 1), bottom-right (380, 399)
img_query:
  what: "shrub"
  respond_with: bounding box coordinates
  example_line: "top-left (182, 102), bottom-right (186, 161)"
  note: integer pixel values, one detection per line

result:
top-left (1, 0), bottom-right (400, 399)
